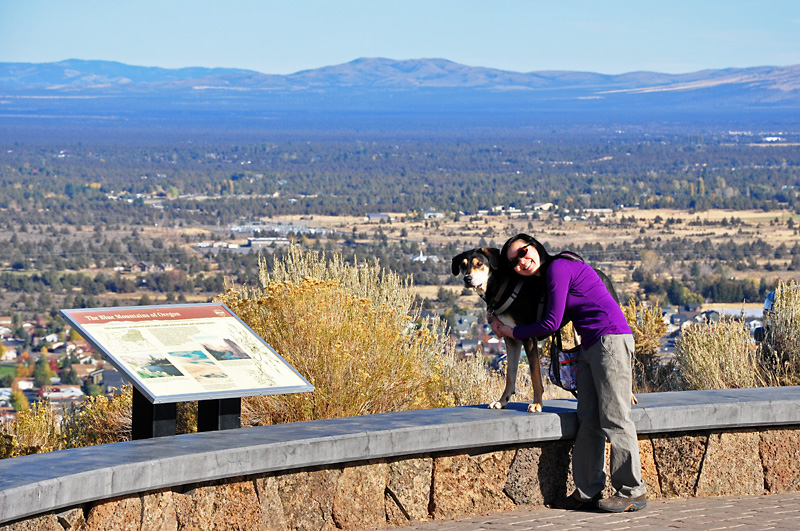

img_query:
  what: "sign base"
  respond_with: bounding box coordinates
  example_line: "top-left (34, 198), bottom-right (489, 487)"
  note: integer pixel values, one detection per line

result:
top-left (198, 398), bottom-right (242, 431)
top-left (132, 387), bottom-right (177, 439)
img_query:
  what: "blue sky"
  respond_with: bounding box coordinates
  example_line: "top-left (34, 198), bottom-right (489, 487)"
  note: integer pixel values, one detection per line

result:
top-left (1, 1), bottom-right (799, 75)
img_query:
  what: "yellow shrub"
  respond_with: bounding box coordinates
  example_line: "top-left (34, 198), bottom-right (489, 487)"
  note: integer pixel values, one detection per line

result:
top-left (219, 246), bottom-right (463, 424)
top-left (0, 433), bottom-right (15, 459)
top-left (1, 385), bottom-right (201, 459)
top-left (0, 401), bottom-right (64, 457)
top-left (621, 300), bottom-right (680, 393)
top-left (61, 386), bottom-right (132, 448)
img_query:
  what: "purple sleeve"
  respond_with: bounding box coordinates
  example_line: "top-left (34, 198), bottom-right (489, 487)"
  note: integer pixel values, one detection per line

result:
top-left (512, 261), bottom-right (568, 340)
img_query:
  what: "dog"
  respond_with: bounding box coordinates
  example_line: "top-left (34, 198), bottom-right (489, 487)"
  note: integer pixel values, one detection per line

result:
top-left (451, 247), bottom-right (634, 413)
top-left (451, 247), bottom-right (548, 412)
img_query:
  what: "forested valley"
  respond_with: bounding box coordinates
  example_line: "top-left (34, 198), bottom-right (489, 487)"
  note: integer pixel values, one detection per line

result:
top-left (4, 131), bottom-right (799, 220)
top-left (1, 129), bottom-right (799, 342)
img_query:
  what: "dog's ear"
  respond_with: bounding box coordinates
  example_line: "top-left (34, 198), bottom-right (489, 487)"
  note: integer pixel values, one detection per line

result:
top-left (451, 252), bottom-right (468, 276)
top-left (481, 248), bottom-right (502, 270)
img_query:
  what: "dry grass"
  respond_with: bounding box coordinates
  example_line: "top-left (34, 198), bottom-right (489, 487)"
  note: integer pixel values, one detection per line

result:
top-left (438, 353), bottom-right (507, 406)
top-left (676, 316), bottom-right (762, 390)
top-left (675, 280), bottom-right (800, 390)
top-left (760, 280), bottom-right (800, 385)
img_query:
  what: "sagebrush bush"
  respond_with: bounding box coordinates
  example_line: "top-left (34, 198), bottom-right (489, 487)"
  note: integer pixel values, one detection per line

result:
top-left (621, 300), bottom-right (682, 392)
top-left (0, 401), bottom-right (64, 457)
top-left (61, 386), bottom-right (133, 448)
top-left (0, 385), bottom-right (204, 459)
top-left (676, 315), bottom-right (762, 390)
top-left (761, 280), bottom-right (800, 385)
top-left (675, 281), bottom-right (800, 391)
top-left (219, 246), bottom-right (507, 425)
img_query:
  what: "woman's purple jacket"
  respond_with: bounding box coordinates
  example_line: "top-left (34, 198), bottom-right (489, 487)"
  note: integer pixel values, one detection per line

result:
top-left (512, 258), bottom-right (631, 348)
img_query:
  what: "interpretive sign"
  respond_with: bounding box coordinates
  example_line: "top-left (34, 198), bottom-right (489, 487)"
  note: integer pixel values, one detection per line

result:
top-left (60, 303), bottom-right (313, 404)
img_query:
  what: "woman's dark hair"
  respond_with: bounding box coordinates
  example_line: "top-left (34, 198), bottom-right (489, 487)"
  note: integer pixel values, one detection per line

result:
top-left (500, 233), bottom-right (583, 272)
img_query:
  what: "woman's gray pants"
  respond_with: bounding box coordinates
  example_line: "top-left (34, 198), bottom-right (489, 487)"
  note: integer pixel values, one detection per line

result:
top-left (573, 333), bottom-right (646, 500)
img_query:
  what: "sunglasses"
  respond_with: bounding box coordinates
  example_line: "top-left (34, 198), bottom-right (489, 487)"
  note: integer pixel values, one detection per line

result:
top-left (509, 243), bottom-right (533, 268)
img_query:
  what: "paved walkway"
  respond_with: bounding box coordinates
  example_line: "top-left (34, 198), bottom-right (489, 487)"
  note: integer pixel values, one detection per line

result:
top-left (398, 492), bottom-right (800, 530)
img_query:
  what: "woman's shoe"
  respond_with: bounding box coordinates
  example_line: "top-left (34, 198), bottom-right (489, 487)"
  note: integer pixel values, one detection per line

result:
top-left (550, 492), bottom-right (601, 510)
top-left (597, 493), bottom-right (647, 513)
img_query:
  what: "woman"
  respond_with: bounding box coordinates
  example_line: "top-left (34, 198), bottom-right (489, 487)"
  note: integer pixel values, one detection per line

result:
top-left (490, 233), bottom-right (647, 513)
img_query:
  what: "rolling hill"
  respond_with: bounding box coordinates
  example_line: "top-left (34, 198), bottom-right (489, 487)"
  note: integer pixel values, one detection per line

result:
top-left (2, 58), bottom-right (799, 139)
top-left (2, 58), bottom-right (799, 101)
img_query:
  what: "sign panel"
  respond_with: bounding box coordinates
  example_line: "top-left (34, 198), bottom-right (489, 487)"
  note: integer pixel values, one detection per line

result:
top-left (60, 303), bottom-right (313, 404)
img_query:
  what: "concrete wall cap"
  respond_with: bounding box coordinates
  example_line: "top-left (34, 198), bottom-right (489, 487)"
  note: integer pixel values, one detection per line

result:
top-left (2, 386), bottom-right (800, 523)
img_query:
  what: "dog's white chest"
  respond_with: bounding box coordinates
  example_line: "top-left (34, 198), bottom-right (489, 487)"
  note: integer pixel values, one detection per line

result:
top-left (495, 314), bottom-right (517, 327)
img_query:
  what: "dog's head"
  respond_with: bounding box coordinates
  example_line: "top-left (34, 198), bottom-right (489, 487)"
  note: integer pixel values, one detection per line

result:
top-left (451, 248), bottom-right (502, 293)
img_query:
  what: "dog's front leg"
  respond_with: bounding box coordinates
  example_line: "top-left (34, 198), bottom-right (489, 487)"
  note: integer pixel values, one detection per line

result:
top-left (489, 338), bottom-right (521, 409)
top-left (523, 339), bottom-right (544, 413)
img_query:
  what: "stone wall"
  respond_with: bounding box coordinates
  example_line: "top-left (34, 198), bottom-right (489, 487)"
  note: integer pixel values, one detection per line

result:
top-left (4, 426), bottom-right (799, 531)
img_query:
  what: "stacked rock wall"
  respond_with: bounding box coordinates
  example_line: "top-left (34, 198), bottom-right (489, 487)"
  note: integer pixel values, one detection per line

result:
top-left (4, 426), bottom-right (800, 531)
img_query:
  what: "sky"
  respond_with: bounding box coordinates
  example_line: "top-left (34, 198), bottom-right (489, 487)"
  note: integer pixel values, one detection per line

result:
top-left (1, 0), bottom-right (799, 75)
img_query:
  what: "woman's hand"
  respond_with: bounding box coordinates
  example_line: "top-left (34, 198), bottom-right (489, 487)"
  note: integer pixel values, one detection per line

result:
top-left (490, 318), bottom-right (514, 339)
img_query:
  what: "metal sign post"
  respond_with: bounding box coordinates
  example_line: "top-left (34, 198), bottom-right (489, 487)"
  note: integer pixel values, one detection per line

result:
top-left (197, 397), bottom-right (242, 432)
top-left (132, 387), bottom-right (177, 439)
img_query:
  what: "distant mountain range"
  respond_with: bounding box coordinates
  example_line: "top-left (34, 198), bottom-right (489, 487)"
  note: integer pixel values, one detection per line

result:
top-left (2, 58), bottom-right (800, 101)
top-left (2, 58), bottom-right (799, 138)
